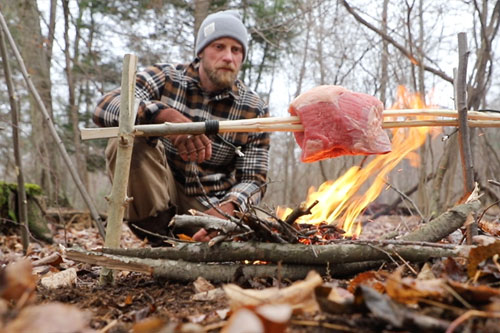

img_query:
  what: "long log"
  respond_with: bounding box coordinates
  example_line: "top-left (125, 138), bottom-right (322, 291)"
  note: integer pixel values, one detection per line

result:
top-left (401, 199), bottom-right (480, 242)
top-left (66, 247), bottom-right (391, 281)
top-left (101, 240), bottom-right (467, 265)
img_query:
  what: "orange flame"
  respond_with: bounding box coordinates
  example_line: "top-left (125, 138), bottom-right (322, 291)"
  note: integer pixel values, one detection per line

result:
top-left (280, 86), bottom-right (440, 237)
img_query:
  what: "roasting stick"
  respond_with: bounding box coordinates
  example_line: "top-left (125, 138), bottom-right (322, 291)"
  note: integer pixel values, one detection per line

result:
top-left (382, 119), bottom-right (500, 129)
top-left (383, 109), bottom-right (500, 121)
top-left (80, 117), bottom-right (304, 140)
top-left (80, 109), bottom-right (500, 140)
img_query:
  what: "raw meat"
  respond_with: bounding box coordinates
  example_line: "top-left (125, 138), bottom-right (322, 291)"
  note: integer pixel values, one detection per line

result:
top-left (289, 85), bottom-right (391, 163)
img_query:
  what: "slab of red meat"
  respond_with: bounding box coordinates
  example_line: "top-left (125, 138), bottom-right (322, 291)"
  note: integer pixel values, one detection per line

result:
top-left (289, 85), bottom-right (392, 163)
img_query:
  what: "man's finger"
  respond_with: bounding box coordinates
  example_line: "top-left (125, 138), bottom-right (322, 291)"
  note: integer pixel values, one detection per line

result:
top-left (184, 140), bottom-right (197, 162)
top-left (199, 135), bottom-right (212, 160)
top-left (193, 228), bottom-right (209, 242)
top-left (191, 136), bottom-right (205, 163)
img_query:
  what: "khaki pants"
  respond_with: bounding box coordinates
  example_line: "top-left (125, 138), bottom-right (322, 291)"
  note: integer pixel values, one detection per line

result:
top-left (105, 137), bottom-right (206, 221)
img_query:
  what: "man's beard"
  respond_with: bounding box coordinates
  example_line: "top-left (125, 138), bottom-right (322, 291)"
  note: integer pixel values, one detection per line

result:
top-left (204, 66), bottom-right (238, 90)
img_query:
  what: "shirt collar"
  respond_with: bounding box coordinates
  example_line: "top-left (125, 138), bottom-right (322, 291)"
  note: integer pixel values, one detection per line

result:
top-left (186, 58), bottom-right (241, 101)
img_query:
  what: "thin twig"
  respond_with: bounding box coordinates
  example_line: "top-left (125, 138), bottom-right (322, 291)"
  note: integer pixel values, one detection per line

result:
top-left (385, 182), bottom-right (427, 222)
top-left (488, 179), bottom-right (500, 187)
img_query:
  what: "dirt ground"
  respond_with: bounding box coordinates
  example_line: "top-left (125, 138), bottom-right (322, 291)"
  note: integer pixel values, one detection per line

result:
top-left (2, 208), bottom-right (500, 332)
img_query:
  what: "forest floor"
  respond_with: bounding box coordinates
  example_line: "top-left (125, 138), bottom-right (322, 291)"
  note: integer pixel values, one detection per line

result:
top-left (1, 207), bottom-right (500, 333)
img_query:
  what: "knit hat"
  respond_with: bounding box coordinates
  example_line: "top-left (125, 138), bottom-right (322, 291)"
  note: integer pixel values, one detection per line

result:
top-left (195, 10), bottom-right (248, 60)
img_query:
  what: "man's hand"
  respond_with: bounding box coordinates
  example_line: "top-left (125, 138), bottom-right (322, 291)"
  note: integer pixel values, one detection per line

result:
top-left (173, 134), bottom-right (212, 163)
top-left (203, 201), bottom-right (236, 219)
top-left (192, 201), bottom-right (236, 242)
top-left (155, 107), bottom-right (212, 163)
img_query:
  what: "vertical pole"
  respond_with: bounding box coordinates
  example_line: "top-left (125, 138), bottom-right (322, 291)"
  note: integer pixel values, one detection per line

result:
top-left (454, 32), bottom-right (476, 243)
top-left (100, 54), bottom-right (138, 284)
top-left (0, 26), bottom-right (29, 253)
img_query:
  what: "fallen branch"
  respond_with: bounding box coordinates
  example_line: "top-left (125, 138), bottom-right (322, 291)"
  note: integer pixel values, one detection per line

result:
top-left (171, 214), bottom-right (300, 243)
top-left (100, 240), bottom-right (467, 265)
top-left (66, 247), bottom-right (323, 281)
top-left (285, 200), bottom-right (319, 225)
top-left (67, 247), bottom-right (406, 281)
top-left (402, 199), bottom-right (481, 242)
top-left (169, 215), bottom-right (251, 233)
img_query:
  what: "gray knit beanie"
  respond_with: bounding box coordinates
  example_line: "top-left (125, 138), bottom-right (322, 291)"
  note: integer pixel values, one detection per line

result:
top-left (195, 10), bottom-right (248, 60)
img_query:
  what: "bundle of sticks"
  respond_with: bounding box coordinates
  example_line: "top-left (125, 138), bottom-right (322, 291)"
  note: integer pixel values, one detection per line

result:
top-left (81, 109), bottom-right (500, 141)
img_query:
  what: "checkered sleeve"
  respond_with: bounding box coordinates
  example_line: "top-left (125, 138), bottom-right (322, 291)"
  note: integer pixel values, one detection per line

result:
top-left (222, 113), bottom-right (271, 211)
top-left (93, 64), bottom-right (172, 127)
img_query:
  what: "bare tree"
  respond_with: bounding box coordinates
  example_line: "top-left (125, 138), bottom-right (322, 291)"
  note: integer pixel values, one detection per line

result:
top-left (6, 0), bottom-right (64, 204)
top-left (62, 0), bottom-right (88, 189)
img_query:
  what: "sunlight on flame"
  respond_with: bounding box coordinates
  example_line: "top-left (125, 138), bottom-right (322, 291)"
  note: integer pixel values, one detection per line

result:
top-left (279, 86), bottom-right (441, 237)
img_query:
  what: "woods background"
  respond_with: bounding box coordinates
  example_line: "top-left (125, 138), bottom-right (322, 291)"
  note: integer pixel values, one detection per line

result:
top-left (0, 0), bottom-right (499, 220)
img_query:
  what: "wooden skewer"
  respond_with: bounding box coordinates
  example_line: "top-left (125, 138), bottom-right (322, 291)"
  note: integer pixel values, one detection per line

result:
top-left (80, 109), bottom-right (500, 141)
top-left (382, 109), bottom-right (500, 121)
top-left (382, 119), bottom-right (500, 128)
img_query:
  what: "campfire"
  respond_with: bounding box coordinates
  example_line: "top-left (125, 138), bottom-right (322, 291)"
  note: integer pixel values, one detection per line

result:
top-left (71, 80), bottom-right (484, 283)
top-left (278, 86), bottom-right (442, 237)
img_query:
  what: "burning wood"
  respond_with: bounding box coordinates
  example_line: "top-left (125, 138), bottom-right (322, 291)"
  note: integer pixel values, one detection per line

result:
top-left (66, 199), bottom-right (481, 282)
top-left (278, 86), bottom-right (446, 236)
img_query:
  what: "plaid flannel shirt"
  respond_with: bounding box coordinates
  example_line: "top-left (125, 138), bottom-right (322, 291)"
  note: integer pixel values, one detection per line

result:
top-left (94, 59), bottom-right (270, 211)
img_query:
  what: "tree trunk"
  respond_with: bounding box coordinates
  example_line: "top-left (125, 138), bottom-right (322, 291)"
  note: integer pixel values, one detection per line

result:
top-left (430, 135), bottom-right (458, 215)
top-left (62, 0), bottom-right (88, 190)
top-left (193, 0), bottom-right (211, 45)
top-left (10, 0), bottom-right (63, 204)
top-left (416, 0), bottom-right (430, 217)
top-left (0, 27), bottom-right (29, 252)
top-left (379, 0), bottom-right (389, 105)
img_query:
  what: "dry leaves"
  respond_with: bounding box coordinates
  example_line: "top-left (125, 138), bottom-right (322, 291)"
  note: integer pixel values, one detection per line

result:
top-left (3, 303), bottom-right (94, 333)
top-left (222, 304), bottom-right (292, 333)
top-left (467, 240), bottom-right (500, 278)
top-left (40, 267), bottom-right (77, 289)
top-left (223, 270), bottom-right (322, 313)
top-left (221, 271), bottom-right (322, 332)
top-left (385, 266), bottom-right (449, 305)
top-left (0, 259), bottom-right (37, 305)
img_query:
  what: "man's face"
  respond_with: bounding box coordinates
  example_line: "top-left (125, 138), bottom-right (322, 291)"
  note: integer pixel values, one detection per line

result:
top-left (199, 37), bottom-right (244, 91)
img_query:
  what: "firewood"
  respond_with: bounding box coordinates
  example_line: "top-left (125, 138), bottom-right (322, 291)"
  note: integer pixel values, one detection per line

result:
top-left (100, 240), bottom-right (467, 265)
top-left (284, 200), bottom-right (319, 225)
top-left (65, 200), bottom-right (481, 282)
top-left (171, 214), bottom-right (300, 243)
top-left (402, 199), bottom-right (481, 242)
top-left (66, 247), bottom-right (392, 281)
top-left (169, 215), bottom-right (249, 234)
